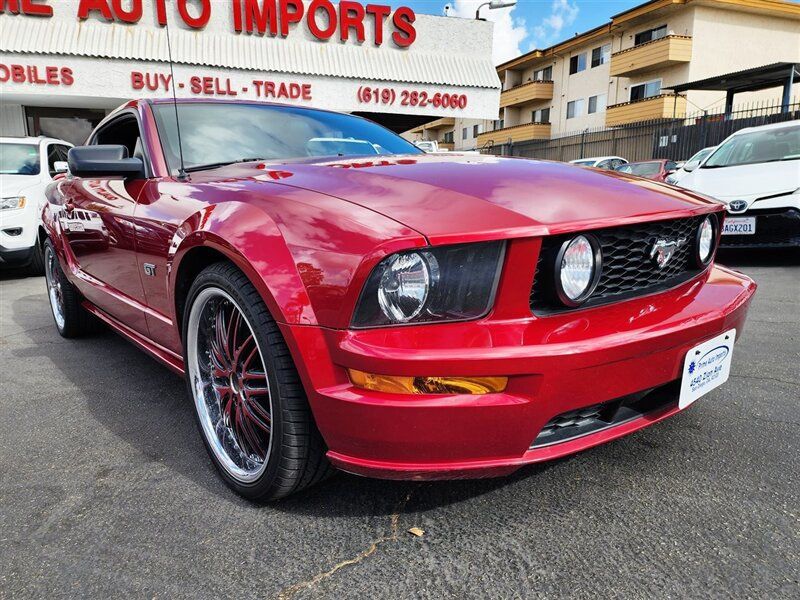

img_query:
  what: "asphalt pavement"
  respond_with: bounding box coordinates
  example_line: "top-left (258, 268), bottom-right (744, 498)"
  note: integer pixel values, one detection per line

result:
top-left (1, 249), bottom-right (798, 599)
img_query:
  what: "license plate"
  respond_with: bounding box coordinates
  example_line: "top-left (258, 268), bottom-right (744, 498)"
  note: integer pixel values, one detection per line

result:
top-left (722, 217), bottom-right (755, 235)
top-left (679, 329), bottom-right (736, 409)
top-left (66, 220), bottom-right (85, 232)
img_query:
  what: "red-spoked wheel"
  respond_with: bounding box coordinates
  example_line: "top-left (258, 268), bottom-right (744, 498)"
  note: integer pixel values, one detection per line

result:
top-left (183, 262), bottom-right (332, 500)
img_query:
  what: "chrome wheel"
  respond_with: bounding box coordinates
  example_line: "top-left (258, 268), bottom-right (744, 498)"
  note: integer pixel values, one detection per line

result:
top-left (187, 288), bottom-right (273, 483)
top-left (44, 245), bottom-right (65, 331)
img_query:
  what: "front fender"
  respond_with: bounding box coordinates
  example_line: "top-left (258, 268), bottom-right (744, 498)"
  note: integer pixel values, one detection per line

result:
top-left (169, 201), bottom-right (317, 326)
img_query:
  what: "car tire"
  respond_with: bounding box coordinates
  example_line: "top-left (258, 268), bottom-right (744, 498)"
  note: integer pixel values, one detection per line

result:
top-left (43, 239), bottom-right (101, 338)
top-left (183, 261), bottom-right (334, 501)
top-left (27, 238), bottom-right (45, 276)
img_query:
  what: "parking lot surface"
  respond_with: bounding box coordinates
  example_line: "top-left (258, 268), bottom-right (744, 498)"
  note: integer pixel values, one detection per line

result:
top-left (1, 250), bottom-right (798, 599)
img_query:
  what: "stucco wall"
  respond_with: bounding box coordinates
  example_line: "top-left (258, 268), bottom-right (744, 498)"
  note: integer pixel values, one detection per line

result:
top-left (686, 4), bottom-right (800, 111)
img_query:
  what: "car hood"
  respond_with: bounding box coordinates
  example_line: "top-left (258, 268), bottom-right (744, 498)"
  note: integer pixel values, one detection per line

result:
top-left (197, 154), bottom-right (720, 244)
top-left (0, 174), bottom-right (39, 196)
top-left (678, 161), bottom-right (800, 202)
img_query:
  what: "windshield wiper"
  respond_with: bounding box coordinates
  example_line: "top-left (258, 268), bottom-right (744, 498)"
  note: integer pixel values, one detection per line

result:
top-left (184, 158), bottom-right (268, 173)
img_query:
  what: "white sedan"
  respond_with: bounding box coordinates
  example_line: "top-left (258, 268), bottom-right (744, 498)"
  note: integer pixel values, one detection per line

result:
top-left (665, 146), bottom-right (716, 185)
top-left (569, 156), bottom-right (628, 170)
top-left (674, 121), bottom-right (800, 248)
top-left (1, 136), bottom-right (73, 274)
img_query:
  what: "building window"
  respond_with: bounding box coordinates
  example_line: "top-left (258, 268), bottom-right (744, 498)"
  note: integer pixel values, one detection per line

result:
top-left (533, 66), bottom-right (553, 81)
top-left (588, 94), bottom-right (607, 114)
top-left (634, 25), bottom-right (667, 46)
top-left (462, 127), bottom-right (468, 140)
top-left (591, 44), bottom-right (611, 68)
top-left (532, 108), bottom-right (550, 123)
top-left (25, 106), bottom-right (105, 146)
top-left (443, 131), bottom-right (454, 143)
top-left (493, 119), bottom-right (504, 130)
top-left (566, 99), bottom-right (584, 119)
top-left (569, 53), bottom-right (586, 75)
top-left (630, 80), bottom-right (662, 102)
top-left (473, 124), bottom-right (480, 137)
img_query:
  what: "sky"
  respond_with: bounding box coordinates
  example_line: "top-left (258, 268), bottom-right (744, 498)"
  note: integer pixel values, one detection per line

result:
top-left (392, 0), bottom-right (645, 65)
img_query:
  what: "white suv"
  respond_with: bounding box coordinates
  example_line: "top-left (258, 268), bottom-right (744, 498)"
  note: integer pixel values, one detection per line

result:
top-left (675, 121), bottom-right (800, 248)
top-left (1, 136), bottom-right (72, 274)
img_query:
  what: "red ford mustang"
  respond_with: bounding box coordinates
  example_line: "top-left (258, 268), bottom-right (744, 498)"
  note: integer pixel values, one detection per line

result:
top-left (42, 99), bottom-right (756, 501)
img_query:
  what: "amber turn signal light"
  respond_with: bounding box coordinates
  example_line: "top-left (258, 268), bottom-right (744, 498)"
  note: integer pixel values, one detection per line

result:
top-left (348, 369), bottom-right (507, 395)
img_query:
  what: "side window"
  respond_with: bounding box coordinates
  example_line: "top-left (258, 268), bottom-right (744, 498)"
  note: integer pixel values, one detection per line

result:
top-left (596, 160), bottom-right (612, 169)
top-left (93, 115), bottom-right (145, 164)
top-left (46, 144), bottom-right (61, 176)
top-left (611, 159), bottom-right (626, 169)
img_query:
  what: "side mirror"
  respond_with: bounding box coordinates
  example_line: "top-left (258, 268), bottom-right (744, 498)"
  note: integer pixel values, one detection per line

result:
top-left (67, 145), bottom-right (143, 179)
top-left (683, 160), bottom-right (700, 173)
top-left (53, 161), bottom-right (69, 174)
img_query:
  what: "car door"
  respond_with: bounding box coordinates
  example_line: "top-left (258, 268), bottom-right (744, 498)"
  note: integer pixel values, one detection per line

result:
top-left (61, 112), bottom-right (150, 335)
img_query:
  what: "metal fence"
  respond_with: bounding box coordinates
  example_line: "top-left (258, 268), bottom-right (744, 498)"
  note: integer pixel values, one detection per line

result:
top-left (486, 100), bottom-right (800, 162)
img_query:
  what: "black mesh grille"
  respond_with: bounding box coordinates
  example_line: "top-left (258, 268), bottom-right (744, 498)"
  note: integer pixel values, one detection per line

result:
top-left (531, 216), bottom-right (708, 314)
top-left (720, 208), bottom-right (800, 248)
top-left (530, 381), bottom-right (680, 448)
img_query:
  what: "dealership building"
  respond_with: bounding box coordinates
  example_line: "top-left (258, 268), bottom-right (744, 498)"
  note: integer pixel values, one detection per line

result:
top-left (0, 0), bottom-right (500, 145)
top-left (405, 0), bottom-right (800, 151)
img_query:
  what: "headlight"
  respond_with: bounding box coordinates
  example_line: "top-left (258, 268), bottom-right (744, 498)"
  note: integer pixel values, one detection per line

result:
top-left (377, 252), bottom-right (435, 322)
top-left (351, 241), bottom-right (505, 327)
top-left (555, 234), bottom-right (601, 306)
top-left (665, 175), bottom-right (677, 184)
top-left (0, 196), bottom-right (26, 211)
top-left (696, 215), bottom-right (716, 266)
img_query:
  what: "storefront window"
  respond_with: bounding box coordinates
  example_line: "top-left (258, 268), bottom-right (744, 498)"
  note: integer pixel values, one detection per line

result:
top-left (26, 107), bottom-right (106, 146)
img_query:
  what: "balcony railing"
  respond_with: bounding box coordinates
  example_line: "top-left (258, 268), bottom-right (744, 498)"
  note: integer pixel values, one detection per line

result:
top-left (610, 35), bottom-right (692, 77)
top-left (406, 117), bottom-right (455, 136)
top-left (423, 117), bottom-right (456, 130)
top-left (605, 94), bottom-right (687, 126)
top-left (500, 81), bottom-right (554, 108)
top-left (477, 122), bottom-right (551, 148)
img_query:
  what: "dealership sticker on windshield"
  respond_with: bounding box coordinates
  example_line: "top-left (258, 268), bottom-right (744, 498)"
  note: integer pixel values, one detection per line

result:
top-left (679, 329), bottom-right (736, 409)
top-left (722, 217), bottom-right (755, 235)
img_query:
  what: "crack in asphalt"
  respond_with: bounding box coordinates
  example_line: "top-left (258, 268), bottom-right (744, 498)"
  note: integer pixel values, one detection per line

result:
top-left (730, 374), bottom-right (797, 388)
top-left (275, 488), bottom-right (417, 600)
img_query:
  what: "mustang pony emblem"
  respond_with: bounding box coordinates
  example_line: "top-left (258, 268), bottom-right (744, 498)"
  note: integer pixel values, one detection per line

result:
top-left (650, 238), bottom-right (687, 268)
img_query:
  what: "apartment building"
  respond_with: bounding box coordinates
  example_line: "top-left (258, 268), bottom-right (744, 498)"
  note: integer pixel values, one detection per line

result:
top-left (404, 117), bottom-right (497, 151)
top-left (404, 0), bottom-right (800, 150)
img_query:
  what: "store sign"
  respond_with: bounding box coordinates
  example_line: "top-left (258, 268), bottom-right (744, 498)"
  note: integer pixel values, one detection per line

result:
top-left (0, 0), bottom-right (417, 46)
top-left (0, 57), bottom-right (484, 117)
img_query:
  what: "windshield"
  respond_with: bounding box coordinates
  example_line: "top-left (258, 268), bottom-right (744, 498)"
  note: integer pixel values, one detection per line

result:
top-left (617, 161), bottom-right (661, 176)
top-left (0, 143), bottom-right (40, 175)
top-left (152, 103), bottom-right (422, 173)
top-left (704, 124), bottom-right (800, 168)
top-left (687, 147), bottom-right (714, 165)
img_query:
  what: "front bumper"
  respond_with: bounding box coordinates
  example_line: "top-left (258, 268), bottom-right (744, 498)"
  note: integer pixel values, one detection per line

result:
top-left (282, 264), bottom-right (756, 480)
top-left (0, 244), bottom-right (35, 266)
top-left (0, 204), bottom-right (39, 264)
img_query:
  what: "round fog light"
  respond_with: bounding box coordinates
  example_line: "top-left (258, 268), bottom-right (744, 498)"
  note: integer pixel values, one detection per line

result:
top-left (556, 235), bottom-right (600, 306)
top-left (697, 216), bottom-right (715, 265)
